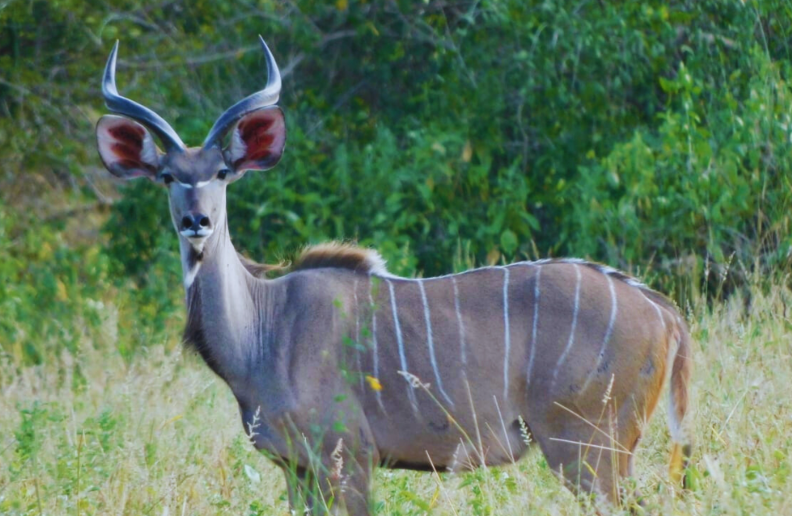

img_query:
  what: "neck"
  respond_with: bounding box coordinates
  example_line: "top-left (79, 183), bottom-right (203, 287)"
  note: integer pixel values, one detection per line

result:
top-left (179, 220), bottom-right (237, 290)
top-left (180, 221), bottom-right (257, 383)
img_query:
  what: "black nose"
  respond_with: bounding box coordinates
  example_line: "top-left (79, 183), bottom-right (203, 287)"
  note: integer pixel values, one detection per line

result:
top-left (180, 213), bottom-right (211, 232)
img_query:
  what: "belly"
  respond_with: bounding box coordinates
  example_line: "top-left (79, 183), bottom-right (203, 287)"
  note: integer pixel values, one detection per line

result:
top-left (368, 402), bottom-right (533, 471)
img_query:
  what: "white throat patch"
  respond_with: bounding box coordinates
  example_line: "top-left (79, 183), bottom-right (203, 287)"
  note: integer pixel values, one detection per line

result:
top-left (184, 262), bottom-right (201, 289)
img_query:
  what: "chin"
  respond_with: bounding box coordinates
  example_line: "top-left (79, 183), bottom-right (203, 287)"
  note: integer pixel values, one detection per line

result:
top-left (186, 235), bottom-right (210, 253)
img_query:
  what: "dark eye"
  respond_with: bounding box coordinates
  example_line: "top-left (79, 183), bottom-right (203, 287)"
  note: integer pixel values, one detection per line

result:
top-left (217, 169), bottom-right (230, 180)
top-left (161, 172), bottom-right (174, 185)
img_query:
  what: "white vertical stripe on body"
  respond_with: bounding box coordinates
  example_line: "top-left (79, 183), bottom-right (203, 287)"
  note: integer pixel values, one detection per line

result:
top-left (419, 281), bottom-right (455, 408)
top-left (452, 277), bottom-right (467, 370)
top-left (353, 278), bottom-right (364, 390)
top-left (368, 283), bottom-right (385, 411)
top-left (552, 264), bottom-right (582, 389)
top-left (526, 265), bottom-right (542, 390)
top-left (641, 290), bottom-right (667, 329)
top-left (387, 279), bottom-right (418, 412)
top-left (581, 274), bottom-right (618, 393)
top-left (502, 267), bottom-right (511, 400)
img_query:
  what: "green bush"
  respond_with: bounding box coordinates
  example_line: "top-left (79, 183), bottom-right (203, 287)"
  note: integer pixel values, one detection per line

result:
top-left (569, 51), bottom-right (792, 289)
top-left (2, 0), bottom-right (792, 362)
top-left (0, 201), bottom-right (182, 366)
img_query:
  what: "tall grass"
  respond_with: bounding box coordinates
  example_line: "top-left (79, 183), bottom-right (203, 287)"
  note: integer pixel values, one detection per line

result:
top-left (1, 274), bottom-right (789, 515)
top-left (1, 1), bottom-right (791, 513)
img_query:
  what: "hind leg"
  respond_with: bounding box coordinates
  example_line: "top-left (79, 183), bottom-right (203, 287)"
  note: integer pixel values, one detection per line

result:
top-left (282, 464), bottom-right (315, 514)
top-left (337, 449), bottom-right (377, 516)
top-left (532, 411), bottom-right (638, 509)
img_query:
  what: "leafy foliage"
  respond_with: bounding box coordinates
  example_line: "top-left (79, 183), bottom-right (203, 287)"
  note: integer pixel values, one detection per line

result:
top-left (1, 0), bottom-right (791, 362)
top-left (2, 3), bottom-right (792, 513)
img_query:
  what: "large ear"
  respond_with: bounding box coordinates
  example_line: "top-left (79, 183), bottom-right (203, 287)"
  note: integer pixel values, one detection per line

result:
top-left (96, 115), bottom-right (160, 180)
top-left (225, 107), bottom-right (286, 173)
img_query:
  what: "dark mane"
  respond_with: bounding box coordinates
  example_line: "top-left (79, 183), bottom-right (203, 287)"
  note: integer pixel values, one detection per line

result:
top-left (291, 242), bottom-right (388, 274)
top-left (182, 279), bottom-right (223, 378)
top-left (237, 252), bottom-right (288, 278)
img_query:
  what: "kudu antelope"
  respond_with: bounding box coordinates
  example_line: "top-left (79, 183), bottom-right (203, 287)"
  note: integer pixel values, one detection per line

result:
top-left (96, 38), bottom-right (692, 514)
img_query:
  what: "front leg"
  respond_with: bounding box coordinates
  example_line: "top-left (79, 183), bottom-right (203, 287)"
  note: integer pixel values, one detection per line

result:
top-left (283, 431), bottom-right (378, 515)
top-left (241, 401), bottom-right (378, 515)
top-left (336, 447), bottom-right (377, 516)
top-left (283, 464), bottom-right (315, 515)
top-left (273, 406), bottom-right (378, 516)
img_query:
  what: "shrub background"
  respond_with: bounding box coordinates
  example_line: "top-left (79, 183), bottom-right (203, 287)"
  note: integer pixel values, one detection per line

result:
top-left (2, 2), bottom-right (792, 515)
top-left (1, 0), bottom-right (791, 363)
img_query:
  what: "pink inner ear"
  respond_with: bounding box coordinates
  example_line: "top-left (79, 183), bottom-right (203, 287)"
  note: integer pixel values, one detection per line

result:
top-left (97, 117), bottom-right (158, 177)
top-left (232, 109), bottom-right (284, 170)
top-left (109, 125), bottom-right (151, 169)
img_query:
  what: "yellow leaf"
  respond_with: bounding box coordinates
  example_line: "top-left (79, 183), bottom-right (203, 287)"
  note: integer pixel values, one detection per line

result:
top-left (159, 414), bottom-right (184, 431)
top-left (39, 242), bottom-right (52, 260)
top-left (56, 279), bottom-right (68, 301)
top-left (429, 485), bottom-right (440, 508)
top-left (365, 375), bottom-right (383, 391)
top-left (335, 0), bottom-right (348, 11)
top-left (461, 140), bottom-right (472, 162)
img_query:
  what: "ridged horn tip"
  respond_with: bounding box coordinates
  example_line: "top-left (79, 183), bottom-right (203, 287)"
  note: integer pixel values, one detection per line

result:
top-left (202, 36), bottom-right (282, 148)
top-left (259, 35), bottom-right (281, 96)
top-left (102, 40), bottom-right (120, 98)
top-left (100, 40), bottom-right (186, 151)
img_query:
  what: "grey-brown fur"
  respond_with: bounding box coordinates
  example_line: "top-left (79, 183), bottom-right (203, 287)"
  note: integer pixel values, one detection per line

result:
top-left (96, 39), bottom-right (692, 515)
top-left (177, 236), bottom-right (691, 512)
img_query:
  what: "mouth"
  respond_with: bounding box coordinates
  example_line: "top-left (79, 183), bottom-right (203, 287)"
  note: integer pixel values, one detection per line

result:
top-left (180, 228), bottom-right (213, 250)
top-left (180, 228), bottom-right (213, 239)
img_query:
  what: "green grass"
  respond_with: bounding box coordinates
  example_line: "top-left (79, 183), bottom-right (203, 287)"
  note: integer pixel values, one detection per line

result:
top-left (1, 279), bottom-right (790, 515)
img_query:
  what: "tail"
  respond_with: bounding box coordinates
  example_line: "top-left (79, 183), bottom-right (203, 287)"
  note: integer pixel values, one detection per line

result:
top-left (668, 324), bottom-right (692, 487)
